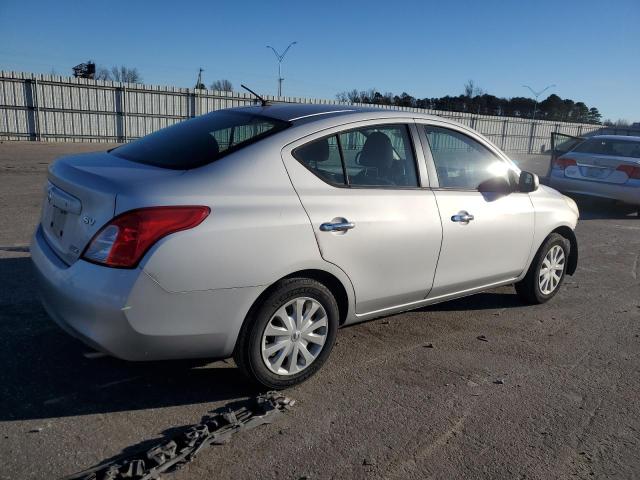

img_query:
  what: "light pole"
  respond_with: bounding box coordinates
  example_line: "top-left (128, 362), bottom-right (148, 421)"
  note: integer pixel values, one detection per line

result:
top-left (522, 84), bottom-right (556, 121)
top-left (266, 41), bottom-right (297, 97)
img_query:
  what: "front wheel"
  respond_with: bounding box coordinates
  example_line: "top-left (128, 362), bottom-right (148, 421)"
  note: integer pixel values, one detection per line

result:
top-left (234, 278), bottom-right (339, 389)
top-left (515, 233), bottom-right (570, 304)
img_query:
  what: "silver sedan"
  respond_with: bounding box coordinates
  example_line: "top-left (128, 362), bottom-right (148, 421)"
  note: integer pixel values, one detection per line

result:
top-left (550, 135), bottom-right (640, 209)
top-left (31, 104), bottom-right (579, 388)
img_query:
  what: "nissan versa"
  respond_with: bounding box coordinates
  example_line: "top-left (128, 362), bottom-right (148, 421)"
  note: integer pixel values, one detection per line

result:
top-left (31, 104), bottom-right (579, 388)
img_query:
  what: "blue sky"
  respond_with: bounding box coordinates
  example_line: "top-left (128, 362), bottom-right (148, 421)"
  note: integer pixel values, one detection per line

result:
top-left (1, 0), bottom-right (638, 121)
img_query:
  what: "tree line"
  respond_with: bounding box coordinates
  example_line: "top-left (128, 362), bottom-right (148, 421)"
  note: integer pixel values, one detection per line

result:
top-left (336, 82), bottom-right (604, 125)
top-left (80, 64), bottom-right (627, 126)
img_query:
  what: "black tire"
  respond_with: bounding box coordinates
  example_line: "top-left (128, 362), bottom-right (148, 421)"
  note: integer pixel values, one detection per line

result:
top-left (234, 278), bottom-right (339, 389)
top-left (515, 233), bottom-right (570, 304)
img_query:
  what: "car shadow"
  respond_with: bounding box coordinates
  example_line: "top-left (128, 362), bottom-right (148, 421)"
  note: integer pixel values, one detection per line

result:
top-left (0, 256), bottom-right (258, 422)
top-left (414, 290), bottom-right (523, 313)
top-left (568, 195), bottom-right (640, 220)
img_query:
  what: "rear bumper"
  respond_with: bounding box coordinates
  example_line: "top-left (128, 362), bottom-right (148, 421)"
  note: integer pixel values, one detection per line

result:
top-left (549, 169), bottom-right (640, 205)
top-left (31, 226), bottom-right (263, 361)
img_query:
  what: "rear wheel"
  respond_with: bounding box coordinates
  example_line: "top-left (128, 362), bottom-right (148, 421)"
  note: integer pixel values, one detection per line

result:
top-left (234, 278), bottom-right (339, 389)
top-left (515, 233), bottom-right (570, 304)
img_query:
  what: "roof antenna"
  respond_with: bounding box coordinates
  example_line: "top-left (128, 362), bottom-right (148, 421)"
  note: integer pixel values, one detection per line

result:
top-left (241, 84), bottom-right (269, 107)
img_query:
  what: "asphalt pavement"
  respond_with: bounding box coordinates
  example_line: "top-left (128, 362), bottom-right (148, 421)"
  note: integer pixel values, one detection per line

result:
top-left (1, 141), bottom-right (638, 480)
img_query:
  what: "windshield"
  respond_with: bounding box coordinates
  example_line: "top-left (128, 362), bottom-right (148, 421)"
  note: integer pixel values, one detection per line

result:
top-left (112, 111), bottom-right (289, 169)
top-left (573, 138), bottom-right (640, 159)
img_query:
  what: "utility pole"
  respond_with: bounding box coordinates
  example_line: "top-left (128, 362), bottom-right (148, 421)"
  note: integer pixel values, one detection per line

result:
top-left (266, 41), bottom-right (297, 97)
top-left (196, 68), bottom-right (204, 89)
top-left (522, 84), bottom-right (556, 121)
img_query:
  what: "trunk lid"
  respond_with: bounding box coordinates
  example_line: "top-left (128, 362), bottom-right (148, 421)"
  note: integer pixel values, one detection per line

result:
top-left (562, 152), bottom-right (640, 184)
top-left (41, 151), bottom-right (184, 265)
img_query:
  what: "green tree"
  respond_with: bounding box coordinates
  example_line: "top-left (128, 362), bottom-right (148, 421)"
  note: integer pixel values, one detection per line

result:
top-left (574, 102), bottom-right (590, 123)
top-left (561, 99), bottom-right (576, 121)
top-left (588, 107), bottom-right (602, 124)
top-left (539, 94), bottom-right (563, 120)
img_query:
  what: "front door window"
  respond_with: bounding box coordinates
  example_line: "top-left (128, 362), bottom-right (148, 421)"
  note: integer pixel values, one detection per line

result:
top-left (424, 126), bottom-right (511, 190)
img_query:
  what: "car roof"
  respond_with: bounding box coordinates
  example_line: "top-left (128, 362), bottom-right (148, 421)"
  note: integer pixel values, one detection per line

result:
top-left (589, 135), bottom-right (640, 142)
top-left (226, 103), bottom-right (443, 124)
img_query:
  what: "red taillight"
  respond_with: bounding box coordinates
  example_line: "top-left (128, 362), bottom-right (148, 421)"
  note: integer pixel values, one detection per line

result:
top-left (82, 206), bottom-right (210, 268)
top-left (554, 157), bottom-right (577, 170)
top-left (616, 164), bottom-right (640, 179)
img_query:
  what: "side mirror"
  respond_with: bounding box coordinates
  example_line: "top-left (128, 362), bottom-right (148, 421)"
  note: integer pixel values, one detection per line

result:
top-left (518, 171), bottom-right (539, 193)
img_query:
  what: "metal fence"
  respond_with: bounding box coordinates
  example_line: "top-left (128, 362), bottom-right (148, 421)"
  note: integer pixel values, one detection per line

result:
top-left (1, 71), bottom-right (639, 153)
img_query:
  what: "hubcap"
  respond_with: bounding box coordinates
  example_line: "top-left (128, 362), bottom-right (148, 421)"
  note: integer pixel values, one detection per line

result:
top-left (539, 245), bottom-right (565, 295)
top-left (261, 297), bottom-right (328, 376)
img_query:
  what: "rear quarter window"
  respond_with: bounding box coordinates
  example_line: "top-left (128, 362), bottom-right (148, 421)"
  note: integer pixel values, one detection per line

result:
top-left (293, 136), bottom-right (346, 185)
top-left (112, 111), bottom-right (289, 169)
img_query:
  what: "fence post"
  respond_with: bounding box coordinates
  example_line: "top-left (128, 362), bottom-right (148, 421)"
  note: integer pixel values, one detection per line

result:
top-left (34, 77), bottom-right (42, 141)
top-left (123, 85), bottom-right (128, 142)
top-left (501, 119), bottom-right (508, 150)
top-left (528, 121), bottom-right (536, 154)
top-left (115, 85), bottom-right (127, 143)
top-left (24, 77), bottom-right (42, 141)
top-left (190, 88), bottom-right (197, 118)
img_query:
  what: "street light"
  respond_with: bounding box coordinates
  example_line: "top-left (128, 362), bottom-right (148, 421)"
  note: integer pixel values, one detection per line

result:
top-left (266, 41), bottom-right (297, 97)
top-left (522, 84), bottom-right (556, 121)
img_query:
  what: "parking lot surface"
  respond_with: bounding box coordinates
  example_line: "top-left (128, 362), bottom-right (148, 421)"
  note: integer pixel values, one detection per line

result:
top-left (1, 141), bottom-right (639, 479)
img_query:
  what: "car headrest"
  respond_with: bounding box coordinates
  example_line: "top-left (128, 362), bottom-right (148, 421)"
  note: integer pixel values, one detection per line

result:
top-left (359, 132), bottom-right (393, 168)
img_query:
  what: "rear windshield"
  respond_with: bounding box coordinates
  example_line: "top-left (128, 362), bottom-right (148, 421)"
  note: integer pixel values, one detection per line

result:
top-left (112, 111), bottom-right (289, 169)
top-left (573, 138), bottom-right (640, 159)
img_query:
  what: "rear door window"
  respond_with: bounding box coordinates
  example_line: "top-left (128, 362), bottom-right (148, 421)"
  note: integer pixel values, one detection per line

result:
top-left (339, 125), bottom-right (419, 187)
top-left (293, 124), bottom-right (419, 188)
top-left (112, 111), bottom-right (289, 169)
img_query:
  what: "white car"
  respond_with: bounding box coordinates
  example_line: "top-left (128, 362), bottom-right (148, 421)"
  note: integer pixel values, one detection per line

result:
top-left (31, 104), bottom-right (579, 388)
